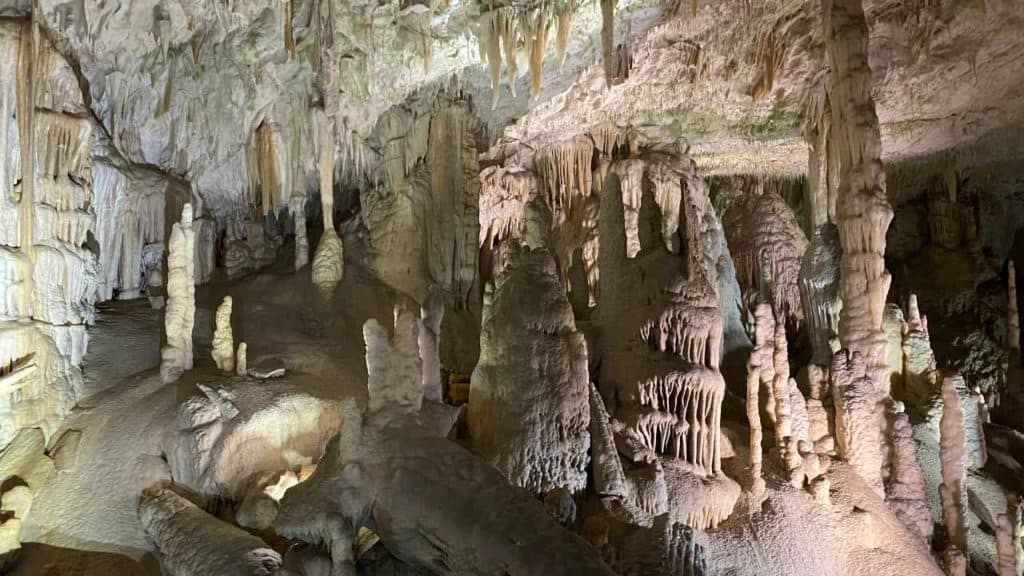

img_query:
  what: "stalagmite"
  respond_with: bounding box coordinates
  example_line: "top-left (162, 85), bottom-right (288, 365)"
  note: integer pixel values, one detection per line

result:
top-left (886, 402), bottom-right (932, 542)
top-left (311, 110), bottom-right (343, 300)
top-left (160, 204), bottom-right (196, 384)
top-left (235, 342), bottom-right (247, 377)
top-left (291, 195), bottom-right (309, 271)
top-left (211, 296), bottom-right (234, 373)
top-left (831, 349), bottom-right (884, 495)
top-left (746, 305), bottom-right (769, 495)
top-left (900, 294), bottom-right (940, 407)
top-left (996, 512), bottom-right (1017, 576)
top-left (469, 247), bottom-right (590, 495)
top-left (799, 223), bottom-right (842, 367)
top-left (824, 0), bottom-right (895, 498)
top-left (364, 303), bottom-right (423, 415)
top-left (940, 375), bottom-right (969, 563)
top-left (419, 286), bottom-right (444, 404)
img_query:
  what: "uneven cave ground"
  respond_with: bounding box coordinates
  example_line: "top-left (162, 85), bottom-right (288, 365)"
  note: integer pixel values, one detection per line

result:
top-left (1, 0), bottom-right (1024, 575)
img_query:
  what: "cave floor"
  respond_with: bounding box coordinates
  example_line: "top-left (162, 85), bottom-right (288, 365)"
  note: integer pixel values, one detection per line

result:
top-left (7, 259), bottom-right (400, 574)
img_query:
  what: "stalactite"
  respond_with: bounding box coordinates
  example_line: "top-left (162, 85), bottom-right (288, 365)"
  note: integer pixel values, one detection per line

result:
top-left (555, 6), bottom-right (572, 68)
top-left (254, 121), bottom-right (282, 217)
top-left (614, 159), bottom-right (644, 259)
top-left (479, 166), bottom-right (537, 249)
top-left (536, 136), bottom-right (594, 211)
top-left (478, 2), bottom-right (572, 107)
top-left (647, 161), bottom-right (683, 253)
top-left (634, 368), bottom-right (725, 475)
top-left (824, 0), bottom-right (894, 497)
top-left (639, 303), bottom-right (723, 370)
top-left (527, 8), bottom-right (551, 98)
top-left (16, 18), bottom-right (36, 311)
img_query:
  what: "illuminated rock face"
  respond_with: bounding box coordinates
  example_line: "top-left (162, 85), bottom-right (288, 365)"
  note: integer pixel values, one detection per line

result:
top-left (0, 22), bottom-right (95, 449)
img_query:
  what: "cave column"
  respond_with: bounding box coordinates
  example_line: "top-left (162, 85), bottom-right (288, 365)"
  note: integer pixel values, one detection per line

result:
top-left (823, 0), bottom-right (893, 495)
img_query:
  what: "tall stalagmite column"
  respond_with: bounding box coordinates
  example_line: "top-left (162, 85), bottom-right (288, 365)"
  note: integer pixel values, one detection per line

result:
top-left (823, 0), bottom-right (894, 496)
top-left (160, 204), bottom-right (196, 383)
top-left (311, 109), bottom-right (344, 299)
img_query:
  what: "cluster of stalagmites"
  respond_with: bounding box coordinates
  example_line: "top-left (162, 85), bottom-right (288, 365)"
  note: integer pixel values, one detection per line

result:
top-left (746, 303), bottom-right (832, 502)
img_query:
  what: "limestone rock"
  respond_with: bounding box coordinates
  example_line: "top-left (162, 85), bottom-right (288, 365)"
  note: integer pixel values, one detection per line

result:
top-left (469, 246), bottom-right (590, 496)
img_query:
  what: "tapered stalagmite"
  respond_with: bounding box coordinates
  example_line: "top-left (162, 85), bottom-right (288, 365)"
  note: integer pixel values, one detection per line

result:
top-left (211, 296), bottom-right (234, 373)
top-left (746, 305), bottom-right (771, 495)
top-left (940, 375), bottom-right (969, 562)
top-left (235, 342), bottom-right (247, 376)
top-left (824, 0), bottom-right (896, 498)
top-left (160, 203), bottom-right (196, 384)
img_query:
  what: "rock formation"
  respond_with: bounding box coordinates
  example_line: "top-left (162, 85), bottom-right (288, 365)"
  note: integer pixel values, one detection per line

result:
top-left (235, 342), bottom-right (248, 377)
top-left (940, 375), bottom-right (969, 565)
top-left (799, 223), bottom-right (842, 367)
top-left (211, 296), bottom-right (234, 373)
top-left (311, 110), bottom-right (344, 300)
top-left (723, 189), bottom-right (809, 328)
top-left (275, 312), bottom-right (616, 576)
top-left (160, 203), bottom-right (196, 383)
top-left (139, 485), bottom-right (282, 575)
top-left (291, 194), bottom-right (309, 271)
top-left (469, 246), bottom-right (590, 496)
